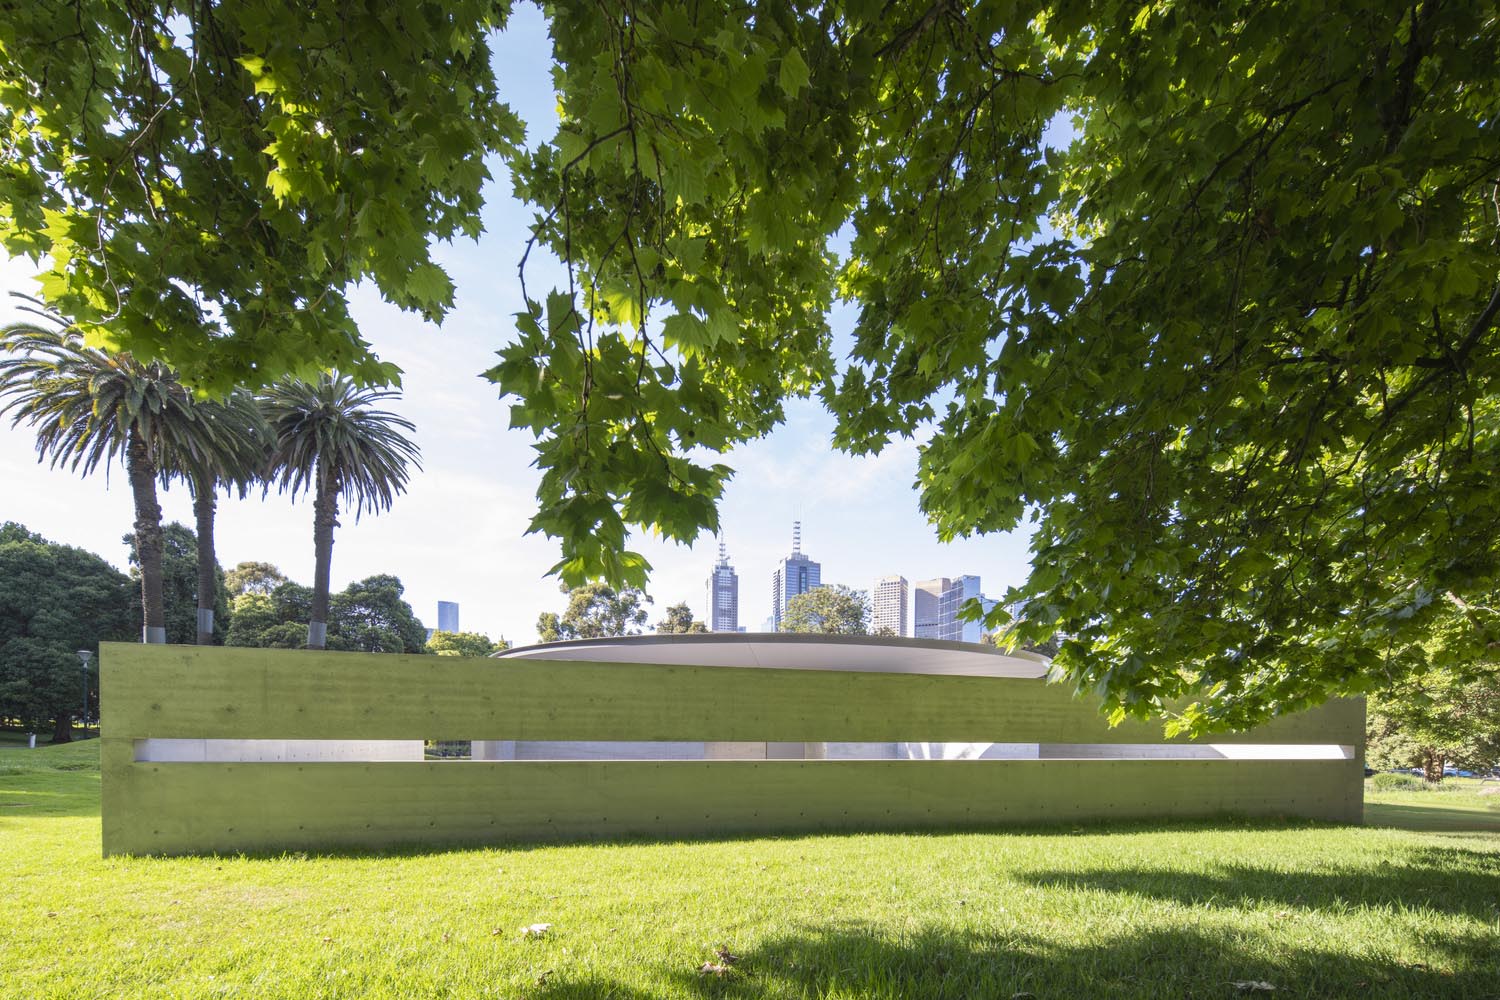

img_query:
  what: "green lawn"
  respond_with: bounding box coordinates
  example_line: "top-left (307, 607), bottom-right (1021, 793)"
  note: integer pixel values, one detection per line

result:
top-left (3, 744), bottom-right (1498, 1000)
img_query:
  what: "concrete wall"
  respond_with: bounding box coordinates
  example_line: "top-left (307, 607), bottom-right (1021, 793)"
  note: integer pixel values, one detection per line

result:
top-left (100, 643), bottom-right (1364, 856)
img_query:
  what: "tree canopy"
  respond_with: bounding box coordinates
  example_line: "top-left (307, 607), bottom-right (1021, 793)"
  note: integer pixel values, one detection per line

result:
top-left (655, 602), bottom-right (709, 635)
top-left (426, 630), bottom-right (507, 657)
top-left (0, 0), bottom-right (521, 393)
top-left (5, 1), bottom-right (1498, 729)
top-left (1367, 658), bottom-right (1500, 781)
top-left (226, 562), bottom-right (289, 598)
top-left (781, 586), bottom-right (869, 636)
top-left (0, 524), bottom-right (134, 739)
top-left (537, 583), bottom-right (651, 643)
top-left (224, 574), bottom-right (428, 653)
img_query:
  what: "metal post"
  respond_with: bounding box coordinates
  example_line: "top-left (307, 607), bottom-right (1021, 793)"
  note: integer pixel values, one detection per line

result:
top-left (77, 649), bottom-right (93, 734)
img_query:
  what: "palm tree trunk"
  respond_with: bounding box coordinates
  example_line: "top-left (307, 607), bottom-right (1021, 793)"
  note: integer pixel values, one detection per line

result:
top-left (127, 433), bottom-right (168, 643)
top-left (308, 465), bottom-right (338, 650)
top-left (193, 473), bottom-right (218, 645)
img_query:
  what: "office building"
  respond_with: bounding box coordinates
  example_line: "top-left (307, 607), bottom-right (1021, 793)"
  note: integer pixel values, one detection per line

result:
top-left (705, 539), bottom-right (740, 632)
top-left (871, 575), bottom-right (909, 637)
top-left (915, 576), bottom-right (998, 644)
top-left (437, 601), bottom-right (460, 633)
top-left (913, 577), bottom-right (951, 639)
top-left (936, 575), bottom-right (996, 644)
top-left (771, 521), bottom-right (821, 630)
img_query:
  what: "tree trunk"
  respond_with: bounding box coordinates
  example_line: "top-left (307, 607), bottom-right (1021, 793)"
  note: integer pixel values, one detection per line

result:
top-left (193, 475), bottom-right (218, 645)
top-left (127, 433), bottom-right (168, 644)
top-left (1424, 750), bottom-right (1446, 783)
top-left (308, 464), bottom-right (339, 650)
top-left (52, 712), bottom-right (73, 744)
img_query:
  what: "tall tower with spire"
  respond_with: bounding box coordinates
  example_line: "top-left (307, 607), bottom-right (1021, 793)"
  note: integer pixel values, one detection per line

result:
top-left (771, 520), bottom-right (822, 630)
top-left (705, 536), bottom-right (740, 632)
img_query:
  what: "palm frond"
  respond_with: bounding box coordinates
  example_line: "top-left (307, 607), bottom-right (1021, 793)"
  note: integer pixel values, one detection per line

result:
top-left (261, 375), bottom-right (421, 519)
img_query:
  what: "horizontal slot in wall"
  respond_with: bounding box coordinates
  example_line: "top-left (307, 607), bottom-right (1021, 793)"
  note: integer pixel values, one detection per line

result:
top-left (134, 739), bottom-right (1358, 763)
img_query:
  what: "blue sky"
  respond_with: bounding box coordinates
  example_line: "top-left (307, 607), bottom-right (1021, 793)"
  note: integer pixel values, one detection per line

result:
top-left (0, 4), bottom-right (1034, 644)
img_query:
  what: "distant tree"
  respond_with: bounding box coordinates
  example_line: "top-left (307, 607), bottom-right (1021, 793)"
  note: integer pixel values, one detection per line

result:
top-left (328, 575), bottom-right (428, 653)
top-left (262, 376), bottom-right (420, 650)
top-left (1367, 668), bottom-right (1500, 782)
top-left (0, 529), bottom-right (133, 740)
top-left (873, 625), bottom-right (897, 638)
top-left (224, 582), bottom-right (315, 649)
top-left (225, 562), bottom-right (289, 598)
top-left (224, 576), bottom-right (427, 654)
top-left (781, 586), bottom-right (868, 636)
top-left (126, 523), bottom-right (231, 645)
top-left (0, 303), bottom-right (260, 643)
top-left (538, 584), bottom-right (651, 643)
top-left (427, 631), bottom-right (507, 657)
top-left (0, 522), bottom-right (44, 544)
top-left (656, 602), bottom-right (708, 635)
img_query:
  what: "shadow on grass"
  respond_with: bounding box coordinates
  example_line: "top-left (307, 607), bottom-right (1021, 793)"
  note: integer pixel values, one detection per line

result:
top-left (1015, 845), bottom-right (1500, 921)
top-left (161, 815), bottom-right (1358, 864)
top-left (1365, 800), bottom-right (1500, 833)
top-left (504, 922), bottom-right (1500, 1000)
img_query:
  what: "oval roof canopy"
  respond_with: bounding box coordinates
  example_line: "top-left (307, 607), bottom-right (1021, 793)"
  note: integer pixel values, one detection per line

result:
top-left (494, 633), bottom-right (1049, 679)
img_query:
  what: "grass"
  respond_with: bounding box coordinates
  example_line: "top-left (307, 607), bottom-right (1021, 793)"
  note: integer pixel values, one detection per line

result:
top-left (2, 744), bottom-right (1498, 1000)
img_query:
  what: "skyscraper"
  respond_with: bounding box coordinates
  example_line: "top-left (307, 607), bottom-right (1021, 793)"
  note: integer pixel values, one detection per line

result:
top-left (915, 576), bottom-right (998, 643)
top-left (771, 521), bottom-right (821, 630)
top-left (871, 575), bottom-right (909, 637)
top-left (706, 538), bottom-right (739, 632)
top-left (936, 575), bottom-right (995, 644)
top-left (437, 601), bottom-right (460, 633)
top-left (913, 578), bottom-right (951, 639)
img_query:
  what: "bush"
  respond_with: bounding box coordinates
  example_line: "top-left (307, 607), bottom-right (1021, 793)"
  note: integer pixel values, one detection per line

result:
top-left (1370, 772), bottom-right (1424, 791)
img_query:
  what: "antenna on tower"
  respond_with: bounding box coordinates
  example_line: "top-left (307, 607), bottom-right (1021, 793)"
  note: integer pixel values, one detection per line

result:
top-left (717, 534), bottom-right (728, 565)
top-left (792, 520), bottom-right (801, 556)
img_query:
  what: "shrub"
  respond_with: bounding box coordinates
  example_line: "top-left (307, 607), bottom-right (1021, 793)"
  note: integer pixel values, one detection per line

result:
top-left (1370, 772), bottom-right (1424, 792)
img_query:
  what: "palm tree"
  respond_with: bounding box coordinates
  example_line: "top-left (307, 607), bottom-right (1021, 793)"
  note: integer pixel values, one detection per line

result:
top-left (162, 391), bottom-right (269, 644)
top-left (0, 297), bottom-right (256, 643)
top-left (261, 376), bottom-right (420, 650)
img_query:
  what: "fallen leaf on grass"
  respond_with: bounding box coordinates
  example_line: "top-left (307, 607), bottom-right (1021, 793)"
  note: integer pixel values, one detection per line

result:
top-left (535, 969), bottom-right (553, 986)
top-left (700, 945), bottom-right (740, 977)
top-left (1231, 982), bottom-right (1276, 992)
top-left (520, 923), bottom-right (552, 939)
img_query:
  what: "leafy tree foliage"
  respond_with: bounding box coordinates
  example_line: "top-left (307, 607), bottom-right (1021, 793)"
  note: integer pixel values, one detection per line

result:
top-left (537, 584), bottom-right (651, 643)
top-left (125, 523), bottom-right (231, 646)
top-left (224, 592), bottom-right (307, 650)
top-left (1367, 667), bottom-right (1500, 782)
top-left (8, 3), bottom-right (1500, 730)
top-left (0, 526), bottom-right (133, 740)
top-left (655, 602), bottom-right (709, 634)
top-left (427, 631), bottom-right (507, 657)
top-left (329, 575), bottom-right (429, 654)
top-left (224, 575), bottom-right (427, 653)
top-left (781, 586), bottom-right (869, 636)
top-left (226, 562), bottom-right (289, 598)
top-left (0, 0), bottom-right (522, 392)
top-left (261, 377), bottom-right (420, 649)
top-left (490, 1), bottom-right (1500, 732)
